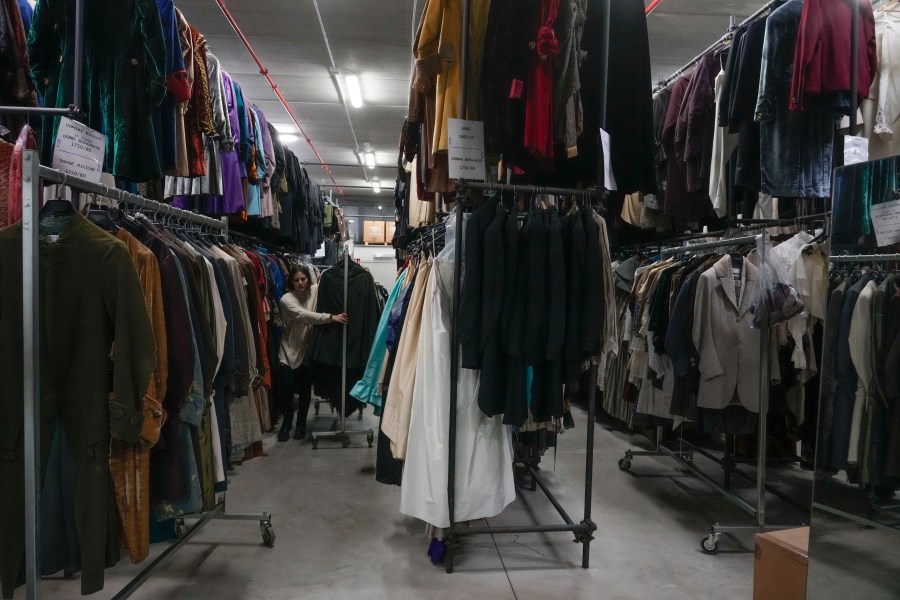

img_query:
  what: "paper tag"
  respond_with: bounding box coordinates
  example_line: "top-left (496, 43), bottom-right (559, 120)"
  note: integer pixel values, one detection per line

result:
top-left (242, 276), bottom-right (248, 285)
top-left (599, 128), bottom-right (618, 191)
top-left (871, 198), bottom-right (900, 247)
top-left (48, 235), bottom-right (59, 244)
top-left (52, 117), bottom-right (106, 184)
top-left (844, 135), bottom-right (869, 166)
top-left (448, 118), bottom-right (486, 181)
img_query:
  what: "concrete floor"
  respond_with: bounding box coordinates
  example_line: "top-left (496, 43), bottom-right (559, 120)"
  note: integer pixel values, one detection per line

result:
top-left (19, 405), bottom-right (805, 600)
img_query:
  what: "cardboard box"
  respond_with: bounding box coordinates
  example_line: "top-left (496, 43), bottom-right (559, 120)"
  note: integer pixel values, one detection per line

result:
top-left (385, 221), bottom-right (397, 244)
top-left (753, 527), bottom-right (809, 600)
top-left (363, 220), bottom-right (385, 244)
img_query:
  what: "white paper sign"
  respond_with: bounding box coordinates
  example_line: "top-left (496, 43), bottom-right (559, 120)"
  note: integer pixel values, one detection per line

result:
top-left (448, 118), bottom-right (486, 181)
top-left (599, 128), bottom-right (618, 191)
top-left (871, 198), bottom-right (900, 247)
top-left (52, 117), bottom-right (106, 184)
top-left (844, 135), bottom-right (869, 166)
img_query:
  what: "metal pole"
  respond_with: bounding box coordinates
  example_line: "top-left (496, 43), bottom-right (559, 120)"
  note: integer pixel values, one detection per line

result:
top-left (756, 230), bottom-right (770, 528)
top-left (582, 364), bottom-right (598, 569)
top-left (22, 150), bottom-right (42, 600)
top-left (341, 244), bottom-right (349, 437)
top-left (850, 0), bottom-right (859, 135)
top-left (73, 0), bottom-right (84, 109)
top-left (446, 0), bottom-right (471, 574)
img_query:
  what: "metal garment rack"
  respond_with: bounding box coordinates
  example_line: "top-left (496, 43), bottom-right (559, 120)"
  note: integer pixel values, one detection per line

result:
top-left (445, 179), bottom-right (605, 572)
top-left (311, 240), bottom-right (375, 449)
top-left (811, 253), bottom-right (900, 532)
top-left (19, 153), bottom-right (275, 600)
top-left (617, 230), bottom-right (807, 554)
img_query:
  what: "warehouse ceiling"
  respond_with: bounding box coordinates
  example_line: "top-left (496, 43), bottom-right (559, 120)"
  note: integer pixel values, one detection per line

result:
top-left (177, 0), bottom-right (768, 205)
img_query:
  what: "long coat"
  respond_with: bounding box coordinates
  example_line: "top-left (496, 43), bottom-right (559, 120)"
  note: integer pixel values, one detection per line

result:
top-left (28, 0), bottom-right (167, 182)
top-left (0, 213), bottom-right (155, 598)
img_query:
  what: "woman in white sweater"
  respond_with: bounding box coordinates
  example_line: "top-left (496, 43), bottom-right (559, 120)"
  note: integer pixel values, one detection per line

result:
top-left (277, 264), bottom-right (348, 441)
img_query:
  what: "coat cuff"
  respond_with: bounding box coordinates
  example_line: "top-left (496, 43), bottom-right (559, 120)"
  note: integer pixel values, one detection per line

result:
top-left (166, 70), bottom-right (192, 103)
top-left (109, 401), bottom-right (145, 445)
top-left (139, 396), bottom-right (167, 448)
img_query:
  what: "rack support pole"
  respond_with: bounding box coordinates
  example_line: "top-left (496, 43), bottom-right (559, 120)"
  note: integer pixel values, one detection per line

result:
top-left (22, 150), bottom-right (42, 600)
top-left (850, 0), bottom-right (859, 135)
top-left (341, 245), bottom-right (348, 438)
top-left (756, 230), bottom-right (769, 527)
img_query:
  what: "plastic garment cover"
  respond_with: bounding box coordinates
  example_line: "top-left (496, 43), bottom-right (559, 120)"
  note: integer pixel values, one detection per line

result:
top-left (400, 215), bottom-right (515, 528)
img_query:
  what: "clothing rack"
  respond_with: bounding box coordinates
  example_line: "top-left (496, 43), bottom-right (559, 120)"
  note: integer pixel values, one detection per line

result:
top-left (311, 240), bottom-right (376, 449)
top-left (813, 252), bottom-right (900, 534)
top-left (617, 230), bottom-right (808, 554)
top-left (19, 152), bottom-right (274, 600)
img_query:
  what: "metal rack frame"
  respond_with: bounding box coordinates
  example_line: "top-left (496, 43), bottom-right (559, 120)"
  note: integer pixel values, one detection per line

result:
top-left (617, 230), bottom-right (808, 554)
top-left (19, 153), bottom-right (274, 600)
top-left (311, 240), bottom-right (375, 449)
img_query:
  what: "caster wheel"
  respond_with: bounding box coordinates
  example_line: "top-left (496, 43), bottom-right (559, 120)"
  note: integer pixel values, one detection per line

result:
top-left (174, 519), bottom-right (187, 539)
top-left (314, 401), bottom-right (320, 416)
top-left (367, 432), bottom-right (374, 448)
top-left (618, 458), bottom-right (632, 471)
top-left (261, 524), bottom-right (275, 547)
top-left (311, 438), bottom-right (319, 450)
top-left (342, 437), bottom-right (351, 448)
top-left (700, 535), bottom-right (719, 555)
top-left (358, 409), bottom-right (364, 421)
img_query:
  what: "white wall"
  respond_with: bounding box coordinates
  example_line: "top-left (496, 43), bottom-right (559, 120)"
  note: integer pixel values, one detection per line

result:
top-left (350, 244), bottom-right (398, 290)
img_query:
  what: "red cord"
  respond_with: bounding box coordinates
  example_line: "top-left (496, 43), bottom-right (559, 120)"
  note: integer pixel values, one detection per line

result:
top-left (646, 0), bottom-right (664, 14)
top-left (215, 0), bottom-right (344, 198)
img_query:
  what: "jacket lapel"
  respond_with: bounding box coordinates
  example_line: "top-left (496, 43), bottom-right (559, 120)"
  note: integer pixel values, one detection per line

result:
top-left (713, 255), bottom-right (739, 311)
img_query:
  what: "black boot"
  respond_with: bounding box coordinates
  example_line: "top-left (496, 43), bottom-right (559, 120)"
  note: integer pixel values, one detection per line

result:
top-left (278, 410), bottom-right (295, 442)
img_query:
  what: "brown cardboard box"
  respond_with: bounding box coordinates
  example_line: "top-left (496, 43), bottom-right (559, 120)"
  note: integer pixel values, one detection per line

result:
top-left (363, 220), bottom-right (386, 244)
top-left (385, 221), bottom-right (397, 244)
top-left (753, 527), bottom-right (809, 600)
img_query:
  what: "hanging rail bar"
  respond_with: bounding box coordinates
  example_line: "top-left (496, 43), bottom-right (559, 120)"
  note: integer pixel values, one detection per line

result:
top-left (660, 234), bottom-right (760, 256)
top-left (830, 253), bottom-right (900, 262)
top-left (654, 0), bottom-right (780, 92)
top-left (37, 165), bottom-right (227, 231)
top-left (456, 181), bottom-right (604, 197)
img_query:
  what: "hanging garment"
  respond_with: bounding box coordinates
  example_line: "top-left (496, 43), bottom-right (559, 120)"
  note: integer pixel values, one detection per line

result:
top-left (862, 10), bottom-right (900, 160)
top-left (28, 0), bottom-right (167, 182)
top-left (755, 0), bottom-right (835, 199)
top-left (351, 269), bottom-right (409, 413)
top-left (400, 217), bottom-right (515, 528)
top-left (0, 213), bottom-right (156, 598)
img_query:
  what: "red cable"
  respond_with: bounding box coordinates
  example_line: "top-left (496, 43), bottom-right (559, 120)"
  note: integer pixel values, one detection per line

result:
top-left (214, 0), bottom-right (344, 198)
top-left (646, 0), bottom-right (664, 14)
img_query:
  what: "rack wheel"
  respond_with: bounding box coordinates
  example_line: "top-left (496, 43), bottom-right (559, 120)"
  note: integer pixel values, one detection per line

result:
top-left (618, 457), bottom-right (632, 471)
top-left (358, 408), bottom-right (364, 420)
top-left (700, 535), bottom-right (719, 555)
top-left (341, 436), bottom-right (351, 448)
top-left (261, 523), bottom-right (275, 547)
top-left (174, 519), bottom-right (187, 539)
top-left (367, 432), bottom-right (374, 448)
top-left (314, 400), bottom-right (320, 415)
top-left (311, 437), bottom-right (319, 450)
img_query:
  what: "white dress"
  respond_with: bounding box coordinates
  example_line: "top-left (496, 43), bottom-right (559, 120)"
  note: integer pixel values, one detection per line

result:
top-left (400, 216), bottom-right (516, 528)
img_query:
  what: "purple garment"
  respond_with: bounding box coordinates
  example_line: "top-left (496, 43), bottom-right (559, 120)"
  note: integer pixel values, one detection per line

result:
top-left (204, 71), bottom-right (245, 215)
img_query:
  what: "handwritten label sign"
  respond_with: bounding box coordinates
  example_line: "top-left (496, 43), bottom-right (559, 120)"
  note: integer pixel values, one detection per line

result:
top-left (52, 117), bottom-right (106, 184)
top-left (448, 118), bottom-right (486, 181)
top-left (871, 199), bottom-right (900, 247)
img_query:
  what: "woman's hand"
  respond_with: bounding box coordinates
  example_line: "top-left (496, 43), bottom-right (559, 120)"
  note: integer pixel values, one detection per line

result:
top-left (331, 313), bottom-right (349, 324)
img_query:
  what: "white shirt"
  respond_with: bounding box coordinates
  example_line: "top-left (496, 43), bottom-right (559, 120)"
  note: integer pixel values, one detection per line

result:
top-left (277, 286), bottom-right (332, 369)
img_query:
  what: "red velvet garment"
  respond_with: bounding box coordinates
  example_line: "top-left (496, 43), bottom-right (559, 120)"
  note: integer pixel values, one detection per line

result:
top-left (789, 0), bottom-right (877, 111)
top-left (524, 0), bottom-right (560, 162)
top-left (6, 125), bottom-right (36, 226)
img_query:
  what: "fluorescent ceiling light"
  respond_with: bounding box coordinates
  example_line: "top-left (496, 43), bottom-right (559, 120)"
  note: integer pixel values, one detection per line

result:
top-left (372, 179), bottom-right (381, 194)
top-left (345, 74), bottom-right (363, 108)
top-left (279, 134), bottom-right (299, 143)
top-left (273, 123), bottom-right (298, 134)
top-left (365, 152), bottom-right (376, 168)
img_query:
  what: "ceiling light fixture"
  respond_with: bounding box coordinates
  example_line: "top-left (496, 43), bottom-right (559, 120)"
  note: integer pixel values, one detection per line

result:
top-left (372, 179), bottom-right (381, 194)
top-left (344, 74), bottom-right (364, 108)
top-left (365, 152), bottom-right (376, 168)
top-left (279, 134), bottom-right (299, 144)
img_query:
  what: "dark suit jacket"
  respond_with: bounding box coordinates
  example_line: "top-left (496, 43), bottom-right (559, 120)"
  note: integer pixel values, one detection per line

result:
top-left (0, 214), bottom-right (155, 598)
top-left (459, 198), bottom-right (498, 369)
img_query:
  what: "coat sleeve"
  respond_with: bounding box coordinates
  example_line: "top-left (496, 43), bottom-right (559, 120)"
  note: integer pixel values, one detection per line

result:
top-left (26, 0), bottom-right (56, 98)
top-left (691, 271), bottom-right (725, 380)
top-left (136, 0), bottom-right (168, 107)
top-left (104, 245), bottom-right (157, 445)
